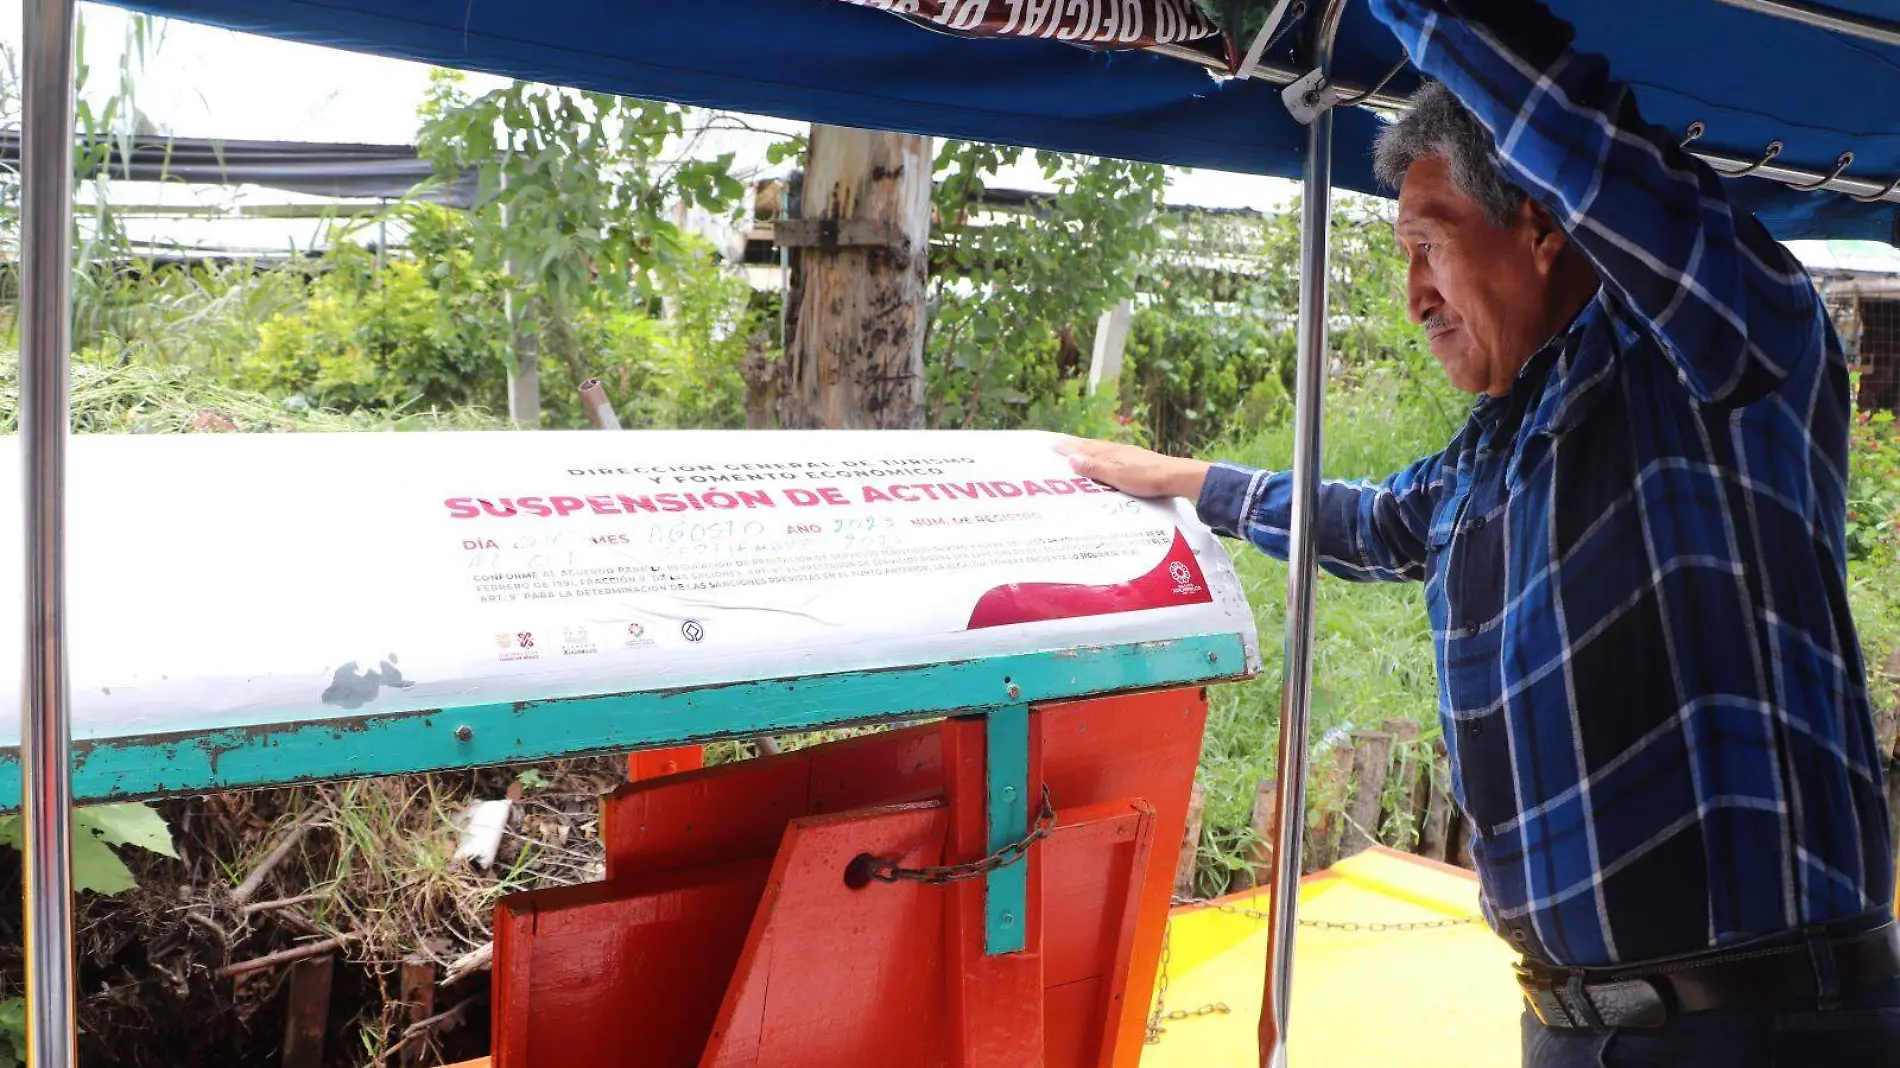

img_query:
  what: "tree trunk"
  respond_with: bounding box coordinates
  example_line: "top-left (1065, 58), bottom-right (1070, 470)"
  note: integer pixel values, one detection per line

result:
top-left (501, 187), bottom-right (542, 426)
top-left (739, 333), bottom-right (780, 429)
top-left (507, 311), bottom-right (541, 425)
top-left (780, 125), bottom-right (932, 430)
top-left (541, 305), bottom-right (590, 394)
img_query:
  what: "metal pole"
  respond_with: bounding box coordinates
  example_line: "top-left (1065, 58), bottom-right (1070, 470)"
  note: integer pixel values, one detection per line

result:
top-left (578, 378), bottom-right (623, 430)
top-left (19, 0), bottom-right (79, 1066)
top-left (1259, 1), bottom-right (1344, 1065)
top-left (1144, 46), bottom-right (1900, 207)
top-left (1703, 0), bottom-right (1900, 48)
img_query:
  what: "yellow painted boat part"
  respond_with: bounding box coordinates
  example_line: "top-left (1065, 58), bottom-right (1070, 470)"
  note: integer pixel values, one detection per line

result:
top-left (1141, 847), bottom-right (1524, 1068)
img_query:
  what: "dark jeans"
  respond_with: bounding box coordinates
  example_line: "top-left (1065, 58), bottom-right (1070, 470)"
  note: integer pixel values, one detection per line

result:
top-left (1523, 978), bottom-right (1900, 1067)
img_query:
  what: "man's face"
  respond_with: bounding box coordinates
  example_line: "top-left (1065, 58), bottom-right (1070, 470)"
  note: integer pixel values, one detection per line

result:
top-left (1394, 156), bottom-right (1557, 396)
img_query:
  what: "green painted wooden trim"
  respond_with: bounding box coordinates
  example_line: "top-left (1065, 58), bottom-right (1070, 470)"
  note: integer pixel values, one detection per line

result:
top-left (0, 633), bottom-right (1248, 811)
top-left (983, 703), bottom-right (1030, 955)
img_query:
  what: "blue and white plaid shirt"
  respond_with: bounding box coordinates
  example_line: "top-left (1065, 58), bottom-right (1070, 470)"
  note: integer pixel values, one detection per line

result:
top-left (1197, 0), bottom-right (1893, 967)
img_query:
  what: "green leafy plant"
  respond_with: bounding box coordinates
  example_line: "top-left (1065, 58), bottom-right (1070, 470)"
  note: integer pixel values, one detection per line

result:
top-left (416, 70), bottom-right (746, 419)
top-left (1124, 195), bottom-right (1429, 455)
top-left (0, 802), bottom-right (177, 896)
top-left (242, 242), bottom-right (510, 415)
top-left (926, 144), bottom-right (1164, 430)
top-left (1847, 395), bottom-right (1900, 713)
top-left (0, 998), bottom-right (23, 1068)
top-left (1848, 405), bottom-right (1900, 563)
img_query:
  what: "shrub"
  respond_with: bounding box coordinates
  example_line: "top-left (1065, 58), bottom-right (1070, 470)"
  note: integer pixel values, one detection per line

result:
top-left (244, 256), bottom-right (508, 414)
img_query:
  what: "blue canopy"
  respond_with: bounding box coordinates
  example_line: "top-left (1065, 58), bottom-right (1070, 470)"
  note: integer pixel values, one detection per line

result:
top-left (105, 0), bottom-right (1900, 241)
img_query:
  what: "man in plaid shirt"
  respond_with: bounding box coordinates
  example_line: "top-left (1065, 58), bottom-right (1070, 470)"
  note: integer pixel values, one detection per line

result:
top-left (1059, 0), bottom-right (1900, 1063)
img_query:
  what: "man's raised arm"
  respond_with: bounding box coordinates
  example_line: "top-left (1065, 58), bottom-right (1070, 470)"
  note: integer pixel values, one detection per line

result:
top-left (1370, 0), bottom-right (1822, 407)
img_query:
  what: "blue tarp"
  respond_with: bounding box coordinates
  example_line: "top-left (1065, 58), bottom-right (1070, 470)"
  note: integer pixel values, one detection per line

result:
top-left (105, 0), bottom-right (1900, 242)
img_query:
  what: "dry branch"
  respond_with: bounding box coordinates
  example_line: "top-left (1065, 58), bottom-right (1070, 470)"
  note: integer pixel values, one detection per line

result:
top-left (240, 892), bottom-right (327, 918)
top-left (373, 998), bottom-right (476, 1067)
top-left (442, 941), bottom-right (493, 985)
top-left (231, 806), bottom-right (331, 906)
top-left (215, 933), bottom-right (360, 979)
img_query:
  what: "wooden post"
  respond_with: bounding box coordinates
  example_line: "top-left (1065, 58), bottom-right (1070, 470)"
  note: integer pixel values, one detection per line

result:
top-left (779, 125), bottom-right (932, 430)
top-left (1381, 719), bottom-right (1422, 851)
top-left (1307, 743), bottom-right (1356, 873)
top-left (281, 953), bottom-right (335, 1068)
top-left (1878, 648), bottom-right (1900, 756)
top-left (399, 958), bottom-right (437, 1067)
top-left (1887, 767), bottom-right (1900, 886)
top-left (1173, 779), bottom-right (1206, 898)
top-left (1419, 739), bottom-right (1454, 862)
top-left (1245, 778), bottom-right (1279, 888)
top-left (1340, 731), bottom-right (1394, 859)
top-left (1455, 817), bottom-right (1477, 869)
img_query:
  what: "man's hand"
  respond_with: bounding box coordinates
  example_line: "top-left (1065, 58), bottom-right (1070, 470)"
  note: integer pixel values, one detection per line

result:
top-left (1052, 436), bottom-right (1211, 501)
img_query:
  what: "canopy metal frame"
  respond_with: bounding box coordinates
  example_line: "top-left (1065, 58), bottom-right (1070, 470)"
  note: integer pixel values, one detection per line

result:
top-left (11, 0), bottom-right (1898, 1065)
top-left (1151, 27), bottom-right (1900, 207)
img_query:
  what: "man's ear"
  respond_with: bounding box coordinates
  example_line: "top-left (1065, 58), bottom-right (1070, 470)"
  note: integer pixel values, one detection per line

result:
top-left (1521, 199), bottom-right (1570, 274)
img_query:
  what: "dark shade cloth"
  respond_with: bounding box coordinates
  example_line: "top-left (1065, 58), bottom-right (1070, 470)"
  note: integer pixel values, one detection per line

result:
top-left (0, 129), bottom-right (478, 206)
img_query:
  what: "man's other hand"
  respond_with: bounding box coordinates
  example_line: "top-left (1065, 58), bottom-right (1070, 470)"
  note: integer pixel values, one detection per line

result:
top-left (1052, 437), bottom-right (1211, 501)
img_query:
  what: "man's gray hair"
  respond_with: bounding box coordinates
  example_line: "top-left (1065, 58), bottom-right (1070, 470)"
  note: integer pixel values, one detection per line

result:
top-left (1372, 81), bottom-right (1528, 228)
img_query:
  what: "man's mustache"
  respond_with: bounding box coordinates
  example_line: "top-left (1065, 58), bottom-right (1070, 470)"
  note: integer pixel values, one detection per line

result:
top-left (1422, 315), bottom-right (1453, 332)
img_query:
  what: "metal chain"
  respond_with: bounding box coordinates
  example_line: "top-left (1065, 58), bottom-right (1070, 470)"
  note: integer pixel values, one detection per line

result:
top-left (1145, 920), bottom-right (1172, 1044)
top-left (1173, 896), bottom-right (1485, 933)
top-left (1146, 917), bottom-right (1232, 1045)
top-left (1298, 914), bottom-right (1484, 933)
top-left (856, 784), bottom-right (1056, 885)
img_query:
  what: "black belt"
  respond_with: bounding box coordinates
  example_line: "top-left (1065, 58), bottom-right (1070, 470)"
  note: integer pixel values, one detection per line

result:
top-left (1516, 919), bottom-right (1900, 1033)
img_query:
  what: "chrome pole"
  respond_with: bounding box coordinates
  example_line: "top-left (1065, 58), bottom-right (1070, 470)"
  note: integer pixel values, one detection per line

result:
top-left (1703, 0), bottom-right (1900, 48)
top-left (1259, 1), bottom-right (1343, 1065)
top-left (19, 0), bottom-right (79, 1066)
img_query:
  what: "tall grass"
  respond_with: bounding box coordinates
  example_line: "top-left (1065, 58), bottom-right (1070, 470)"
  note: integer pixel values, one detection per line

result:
top-left (0, 352), bottom-right (505, 434)
top-left (1189, 364), bottom-right (1463, 892)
